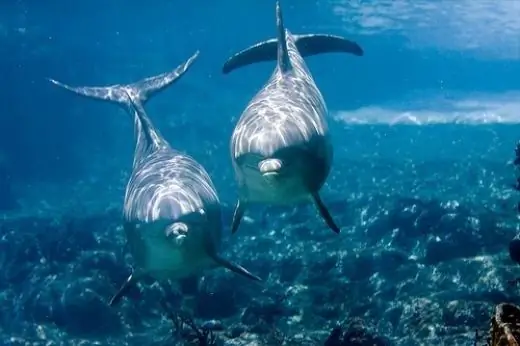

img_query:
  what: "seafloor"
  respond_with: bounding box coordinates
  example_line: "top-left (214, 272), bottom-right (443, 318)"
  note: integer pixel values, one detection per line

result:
top-left (2, 124), bottom-right (520, 346)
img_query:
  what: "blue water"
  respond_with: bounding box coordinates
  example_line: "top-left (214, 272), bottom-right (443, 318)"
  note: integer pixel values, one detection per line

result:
top-left (2, 0), bottom-right (520, 345)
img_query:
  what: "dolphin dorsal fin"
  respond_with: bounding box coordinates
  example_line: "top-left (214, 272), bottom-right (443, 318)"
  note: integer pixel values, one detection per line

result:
top-left (275, 1), bottom-right (291, 73)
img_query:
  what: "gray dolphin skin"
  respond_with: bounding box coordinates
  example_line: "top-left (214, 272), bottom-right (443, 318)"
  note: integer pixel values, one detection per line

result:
top-left (222, 1), bottom-right (364, 235)
top-left (49, 52), bottom-right (261, 307)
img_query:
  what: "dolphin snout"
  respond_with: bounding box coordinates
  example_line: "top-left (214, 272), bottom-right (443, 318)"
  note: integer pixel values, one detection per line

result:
top-left (166, 222), bottom-right (188, 235)
top-left (165, 222), bottom-right (189, 245)
top-left (258, 158), bottom-right (283, 177)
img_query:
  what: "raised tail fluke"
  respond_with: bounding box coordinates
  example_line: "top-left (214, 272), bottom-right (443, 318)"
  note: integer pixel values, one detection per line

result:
top-left (48, 50), bottom-right (200, 108)
top-left (222, 1), bottom-right (363, 74)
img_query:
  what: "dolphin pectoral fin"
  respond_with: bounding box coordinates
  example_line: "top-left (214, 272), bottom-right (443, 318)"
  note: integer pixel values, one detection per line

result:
top-left (230, 200), bottom-right (246, 235)
top-left (312, 193), bottom-right (341, 234)
top-left (212, 255), bottom-right (262, 282)
top-left (109, 271), bottom-right (140, 307)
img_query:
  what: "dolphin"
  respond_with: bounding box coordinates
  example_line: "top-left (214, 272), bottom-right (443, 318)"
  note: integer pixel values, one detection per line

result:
top-left (49, 51), bottom-right (261, 306)
top-left (222, 2), bottom-right (364, 235)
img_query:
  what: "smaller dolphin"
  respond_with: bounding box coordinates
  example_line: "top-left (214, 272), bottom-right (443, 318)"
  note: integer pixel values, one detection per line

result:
top-left (222, 1), bottom-right (363, 235)
top-left (49, 52), bottom-right (261, 306)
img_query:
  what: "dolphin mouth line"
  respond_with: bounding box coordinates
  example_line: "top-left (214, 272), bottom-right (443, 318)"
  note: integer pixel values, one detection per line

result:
top-left (262, 171), bottom-right (280, 178)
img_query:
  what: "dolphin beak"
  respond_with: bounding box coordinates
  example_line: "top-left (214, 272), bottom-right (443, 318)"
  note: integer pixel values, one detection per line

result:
top-left (258, 158), bottom-right (283, 177)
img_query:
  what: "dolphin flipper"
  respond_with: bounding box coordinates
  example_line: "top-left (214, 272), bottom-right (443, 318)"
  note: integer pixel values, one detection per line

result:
top-left (230, 200), bottom-right (246, 234)
top-left (48, 51), bottom-right (199, 108)
top-left (312, 193), bottom-right (341, 234)
top-left (222, 2), bottom-right (363, 74)
top-left (212, 255), bottom-right (262, 282)
top-left (109, 271), bottom-right (140, 307)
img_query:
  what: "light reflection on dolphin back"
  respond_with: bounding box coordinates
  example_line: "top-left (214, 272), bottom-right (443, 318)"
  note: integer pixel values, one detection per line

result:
top-left (232, 62), bottom-right (328, 161)
top-left (123, 148), bottom-right (220, 224)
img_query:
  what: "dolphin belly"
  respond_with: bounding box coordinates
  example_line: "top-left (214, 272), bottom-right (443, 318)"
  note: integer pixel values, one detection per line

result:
top-left (234, 142), bottom-right (329, 205)
top-left (239, 165), bottom-right (309, 204)
top-left (124, 213), bottom-right (215, 279)
top-left (132, 228), bottom-right (184, 277)
top-left (141, 232), bottom-right (211, 279)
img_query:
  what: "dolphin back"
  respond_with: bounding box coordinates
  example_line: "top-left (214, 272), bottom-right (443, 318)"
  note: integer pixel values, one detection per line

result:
top-left (222, 1), bottom-right (363, 75)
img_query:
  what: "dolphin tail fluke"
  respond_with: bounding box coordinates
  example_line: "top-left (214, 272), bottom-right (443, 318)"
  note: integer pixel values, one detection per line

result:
top-left (48, 50), bottom-right (200, 107)
top-left (293, 34), bottom-right (364, 58)
top-left (230, 199), bottom-right (246, 234)
top-left (222, 35), bottom-right (363, 74)
top-left (312, 193), bottom-right (341, 234)
top-left (108, 271), bottom-right (139, 307)
top-left (221, 2), bottom-right (363, 74)
top-left (213, 255), bottom-right (262, 282)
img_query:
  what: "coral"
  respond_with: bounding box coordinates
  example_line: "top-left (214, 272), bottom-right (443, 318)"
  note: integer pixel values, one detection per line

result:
top-left (162, 300), bottom-right (218, 346)
top-left (324, 318), bottom-right (391, 346)
top-left (489, 303), bottom-right (520, 346)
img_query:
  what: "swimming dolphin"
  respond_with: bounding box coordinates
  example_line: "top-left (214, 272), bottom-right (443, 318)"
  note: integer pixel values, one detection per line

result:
top-left (222, 2), bottom-right (364, 235)
top-left (49, 52), bottom-right (261, 306)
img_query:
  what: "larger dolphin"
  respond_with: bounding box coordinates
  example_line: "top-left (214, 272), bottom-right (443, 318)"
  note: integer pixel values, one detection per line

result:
top-left (222, 2), bottom-right (364, 235)
top-left (49, 52), bottom-right (261, 306)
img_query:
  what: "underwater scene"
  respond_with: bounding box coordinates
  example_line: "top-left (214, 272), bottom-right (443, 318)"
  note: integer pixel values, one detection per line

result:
top-left (2, 0), bottom-right (520, 345)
